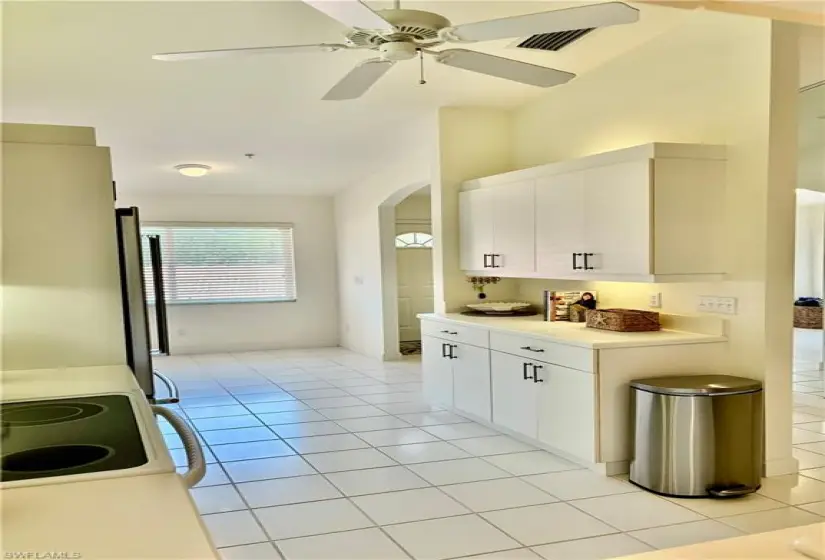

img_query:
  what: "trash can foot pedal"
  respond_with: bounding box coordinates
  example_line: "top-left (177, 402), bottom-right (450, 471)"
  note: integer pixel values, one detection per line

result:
top-left (707, 484), bottom-right (757, 499)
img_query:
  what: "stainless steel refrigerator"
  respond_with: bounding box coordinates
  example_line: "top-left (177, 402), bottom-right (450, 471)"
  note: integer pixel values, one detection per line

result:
top-left (115, 207), bottom-right (177, 404)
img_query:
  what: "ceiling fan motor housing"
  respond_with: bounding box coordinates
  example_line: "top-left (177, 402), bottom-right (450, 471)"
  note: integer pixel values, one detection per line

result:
top-left (346, 9), bottom-right (452, 49)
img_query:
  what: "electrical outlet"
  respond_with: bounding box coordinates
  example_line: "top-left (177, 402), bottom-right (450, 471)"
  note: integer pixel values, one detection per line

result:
top-left (649, 292), bottom-right (662, 308)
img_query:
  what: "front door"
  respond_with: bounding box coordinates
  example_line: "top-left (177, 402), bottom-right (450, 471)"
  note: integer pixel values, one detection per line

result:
top-left (396, 229), bottom-right (434, 342)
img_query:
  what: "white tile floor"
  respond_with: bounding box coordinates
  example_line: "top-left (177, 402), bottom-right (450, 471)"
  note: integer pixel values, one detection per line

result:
top-left (154, 349), bottom-right (825, 560)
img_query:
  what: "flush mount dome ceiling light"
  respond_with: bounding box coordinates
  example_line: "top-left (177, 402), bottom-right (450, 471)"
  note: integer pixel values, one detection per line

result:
top-left (174, 164), bottom-right (212, 177)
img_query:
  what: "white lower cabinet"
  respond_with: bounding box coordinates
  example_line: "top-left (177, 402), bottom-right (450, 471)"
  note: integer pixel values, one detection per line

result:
top-left (424, 320), bottom-right (598, 464)
top-left (452, 343), bottom-right (492, 421)
top-left (490, 351), bottom-right (539, 439)
top-left (535, 363), bottom-right (597, 463)
top-left (422, 335), bottom-right (453, 407)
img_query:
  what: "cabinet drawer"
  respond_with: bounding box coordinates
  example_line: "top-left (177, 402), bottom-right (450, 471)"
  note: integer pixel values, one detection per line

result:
top-left (490, 331), bottom-right (594, 373)
top-left (421, 320), bottom-right (489, 348)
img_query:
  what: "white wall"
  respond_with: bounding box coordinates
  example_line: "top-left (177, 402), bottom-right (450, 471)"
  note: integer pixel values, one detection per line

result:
top-left (795, 198), bottom-right (825, 298)
top-left (334, 117), bottom-right (436, 359)
top-left (117, 194), bottom-right (338, 354)
top-left (511, 13), bottom-right (799, 474)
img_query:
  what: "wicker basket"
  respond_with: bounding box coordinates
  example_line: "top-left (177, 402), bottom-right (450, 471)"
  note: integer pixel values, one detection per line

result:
top-left (794, 306), bottom-right (823, 329)
top-left (569, 304), bottom-right (588, 323)
top-left (586, 308), bottom-right (661, 332)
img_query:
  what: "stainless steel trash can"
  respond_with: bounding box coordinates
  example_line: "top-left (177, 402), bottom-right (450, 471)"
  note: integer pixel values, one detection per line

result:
top-left (629, 375), bottom-right (763, 498)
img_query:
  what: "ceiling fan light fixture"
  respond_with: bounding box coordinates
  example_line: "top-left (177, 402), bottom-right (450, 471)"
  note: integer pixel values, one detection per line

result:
top-left (175, 164), bottom-right (212, 177)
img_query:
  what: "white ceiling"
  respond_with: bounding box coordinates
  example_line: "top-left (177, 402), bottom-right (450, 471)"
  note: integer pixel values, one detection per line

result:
top-left (3, 1), bottom-right (689, 196)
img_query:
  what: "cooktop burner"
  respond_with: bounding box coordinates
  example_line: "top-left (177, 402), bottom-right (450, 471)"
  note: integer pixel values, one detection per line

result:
top-left (2, 402), bottom-right (107, 427)
top-left (0, 395), bottom-right (148, 483)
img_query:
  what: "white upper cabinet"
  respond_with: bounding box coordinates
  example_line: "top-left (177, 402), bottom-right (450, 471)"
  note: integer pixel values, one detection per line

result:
top-left (535, 170), bottom-right (586, 279)
top-left (462, 143), bottom-right (726, 283)
top-left (459, 180), bottom-right (536, 276)
top-left (459, 189), bottom-right (494, 271)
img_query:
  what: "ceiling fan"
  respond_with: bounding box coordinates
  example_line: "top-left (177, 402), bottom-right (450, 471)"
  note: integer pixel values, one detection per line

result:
top-left (152, 0), bottom-right (640, 100)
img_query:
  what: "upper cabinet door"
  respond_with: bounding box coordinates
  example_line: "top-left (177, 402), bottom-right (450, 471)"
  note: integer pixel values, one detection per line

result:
top-left (581, 161), bottom-right (652, 276)
top-left (491, 181), bottom-right (536, 275)
top-left (535, 171), bottom-right (586, 278)
top-left (459, 189), bottom-right (494, 271)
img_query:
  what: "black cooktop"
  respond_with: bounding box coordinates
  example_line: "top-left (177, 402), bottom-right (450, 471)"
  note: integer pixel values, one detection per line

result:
top-left (0, 395), bottom-right (148, 482)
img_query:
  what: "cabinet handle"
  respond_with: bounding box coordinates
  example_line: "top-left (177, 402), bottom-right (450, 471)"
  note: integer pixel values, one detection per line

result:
top-left (441, 343), bottom-right (450, 358)
top-left (483, 253), bottom-right (491, 268)
top-left (533, 364), bottom-right (545, 383)
top-left (449, 344), bottom-right (458, 359)
top-left (490, 254), bottom-right (501, 268)
top-left (441, 330), bottom-right (458, 335)
top-left (573, 253), bottom-right (583, 270)
top-left (583, 253), bottom-right (595, 271)
top-left (520, 346), bottom-right (544, 353)
top-left (522, 362), bottom-right (534, 381)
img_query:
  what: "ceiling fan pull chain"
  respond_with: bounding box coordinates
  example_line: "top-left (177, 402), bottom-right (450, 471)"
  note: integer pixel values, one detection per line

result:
top-left (418, 49), bottom-right (426, 85)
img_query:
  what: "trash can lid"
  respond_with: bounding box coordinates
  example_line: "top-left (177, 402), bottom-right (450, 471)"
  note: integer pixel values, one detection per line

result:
top-left (630, 375), bottom-right (762, 396)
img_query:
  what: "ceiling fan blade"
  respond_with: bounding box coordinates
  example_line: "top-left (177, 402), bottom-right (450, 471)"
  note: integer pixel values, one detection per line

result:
top-left (153, 44), bottom-right (348, 61)
top-left (434, 49), bottom-right (575, 88)
top-left (445, 2), bottom-right (639, 43)
top-left (302, 0), bottom-right (394, 31)
top-left (323, 58), bottom-right (395, 100)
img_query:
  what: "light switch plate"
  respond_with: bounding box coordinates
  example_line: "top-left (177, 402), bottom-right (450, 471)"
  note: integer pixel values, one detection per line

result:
top-left (698, 296), bottom-right (737, 315)
top-left (649, 292), bottom-right (662, 308)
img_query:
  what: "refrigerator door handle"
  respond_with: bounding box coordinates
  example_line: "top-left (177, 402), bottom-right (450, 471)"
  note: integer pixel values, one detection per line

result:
top-left (152, 370), bottom-right (180, 405)
top-left (147, 235), bottom-right (170, 356)
top-left (152, 406), bottom-right (205, 488)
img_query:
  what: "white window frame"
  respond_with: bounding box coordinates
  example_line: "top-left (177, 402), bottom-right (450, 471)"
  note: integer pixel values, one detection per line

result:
top-left (142, 222), bottom-right (297, 306)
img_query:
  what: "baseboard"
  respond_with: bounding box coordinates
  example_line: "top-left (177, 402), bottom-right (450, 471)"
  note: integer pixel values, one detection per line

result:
top-left (170, 340), bottom-right (340, 355)
top-left (764, 455), bottom-right (799, 477)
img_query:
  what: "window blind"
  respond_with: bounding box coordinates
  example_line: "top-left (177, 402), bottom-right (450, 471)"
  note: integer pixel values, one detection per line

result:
top-left (141, 224), bottom-right (296, 304)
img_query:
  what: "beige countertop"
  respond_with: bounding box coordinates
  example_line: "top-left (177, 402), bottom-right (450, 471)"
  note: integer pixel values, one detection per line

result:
top-left (419, 313), bottom-right (726, 349)
top-left (618, 522), bottom-right (824, 559)
top-left (0, 364), bottom-right (218, 559)
top-left (1, 473), bottom-right (219, 559)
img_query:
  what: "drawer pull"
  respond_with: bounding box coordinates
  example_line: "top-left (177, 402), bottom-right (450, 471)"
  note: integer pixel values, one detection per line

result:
top-left (520, 346), bottom-right (544, 353)
top-left (441, 330), bottom-right (458, 335)
top-left (449, 344), bottom-right (458, 360)
top-left (532, 364), bottom-right (545, 383)
top-left (522, 362), bottom-right (534, 381)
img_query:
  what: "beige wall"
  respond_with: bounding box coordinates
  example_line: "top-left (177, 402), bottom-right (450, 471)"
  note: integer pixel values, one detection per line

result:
top-left (2, 125), bottom-right (127, 370)
top-left (433, 107), bottom-right (520, 314)
top-left (395, 193), bottom-right (431, 223)
top-left (511, 12), bottom-right (799, 474)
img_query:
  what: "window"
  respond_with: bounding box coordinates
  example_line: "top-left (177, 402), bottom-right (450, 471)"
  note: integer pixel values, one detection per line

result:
top-left (141, 224), bottom-right (296, 304)
top-left (395, 232), bottom-right (433, 248)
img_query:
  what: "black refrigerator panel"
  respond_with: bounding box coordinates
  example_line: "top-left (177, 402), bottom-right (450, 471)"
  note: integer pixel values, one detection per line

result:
top-left (115, 207), bottom-right (153, 399)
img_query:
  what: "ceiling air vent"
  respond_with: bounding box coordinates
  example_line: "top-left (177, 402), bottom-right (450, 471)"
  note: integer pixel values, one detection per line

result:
top-left (516, 28), bottom-right (595, 52)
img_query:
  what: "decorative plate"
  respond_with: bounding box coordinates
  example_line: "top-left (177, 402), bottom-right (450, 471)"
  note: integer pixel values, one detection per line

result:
top-left (466, 302), bottom-right (532, 313)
